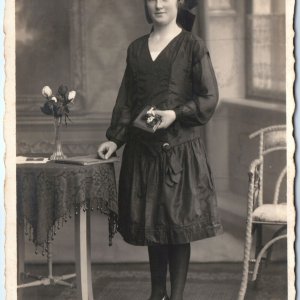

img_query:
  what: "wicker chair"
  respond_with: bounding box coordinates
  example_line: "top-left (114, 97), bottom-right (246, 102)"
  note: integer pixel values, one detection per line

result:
top-left (238, 125), bottom-right (287, 300)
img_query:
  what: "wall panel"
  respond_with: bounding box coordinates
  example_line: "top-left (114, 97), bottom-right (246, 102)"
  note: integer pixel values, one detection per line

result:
top-left (16, 0), bottom-right (149, 155)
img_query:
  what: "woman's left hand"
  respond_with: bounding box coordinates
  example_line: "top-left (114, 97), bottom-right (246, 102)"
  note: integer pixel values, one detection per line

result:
top-left (154, 109), bottom-right (176, 129)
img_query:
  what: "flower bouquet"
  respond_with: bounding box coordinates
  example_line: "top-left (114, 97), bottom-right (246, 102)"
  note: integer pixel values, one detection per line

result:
top-left (41, 85), bottom-right (76, 160)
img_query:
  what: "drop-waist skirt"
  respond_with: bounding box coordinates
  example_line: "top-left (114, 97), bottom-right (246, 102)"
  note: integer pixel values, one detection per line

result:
top-left (117, 135), bottom-right (223, 245)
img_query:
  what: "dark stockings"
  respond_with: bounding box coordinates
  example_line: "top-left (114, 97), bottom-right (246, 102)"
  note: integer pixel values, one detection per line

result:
top-left (148, 243), bottom-right (191, 300)
top-left (168, 244), bottom-right (191, 300)
top-left (148, 245), bottom-right (169, 300)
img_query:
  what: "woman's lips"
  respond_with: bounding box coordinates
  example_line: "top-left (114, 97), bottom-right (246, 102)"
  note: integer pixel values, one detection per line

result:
top-left (155, 12), bottom-right (166, 15)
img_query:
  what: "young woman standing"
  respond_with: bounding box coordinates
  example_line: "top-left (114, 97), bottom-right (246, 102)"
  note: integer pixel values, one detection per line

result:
top-left (98, 1), bottom-right (223, 299)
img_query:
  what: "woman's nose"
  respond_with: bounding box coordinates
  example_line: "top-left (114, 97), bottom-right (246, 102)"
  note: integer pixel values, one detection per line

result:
top-left (155, 0), bottom-right (163, 9)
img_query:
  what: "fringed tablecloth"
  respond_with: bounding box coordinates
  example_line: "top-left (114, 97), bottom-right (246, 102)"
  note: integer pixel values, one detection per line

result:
top-left (17, 161), bottom-right (118, 255)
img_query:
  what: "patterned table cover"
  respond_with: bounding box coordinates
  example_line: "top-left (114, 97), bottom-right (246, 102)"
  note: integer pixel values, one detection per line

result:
top-left (17, 161), bottom-right (118, 254)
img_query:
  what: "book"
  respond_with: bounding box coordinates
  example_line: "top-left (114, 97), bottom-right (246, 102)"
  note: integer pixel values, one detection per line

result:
top-left (17, 156), bottom-right (49, 164)
top-left (54, 155), bottom-right (119, 166)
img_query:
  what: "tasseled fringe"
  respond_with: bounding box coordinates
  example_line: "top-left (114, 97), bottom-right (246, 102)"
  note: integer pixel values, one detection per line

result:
top-left (24, 201), bottom-right (118, 254)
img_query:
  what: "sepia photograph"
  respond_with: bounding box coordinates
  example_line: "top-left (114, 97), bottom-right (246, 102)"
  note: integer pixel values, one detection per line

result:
top-left (4, 0), bottom-right (295, 299)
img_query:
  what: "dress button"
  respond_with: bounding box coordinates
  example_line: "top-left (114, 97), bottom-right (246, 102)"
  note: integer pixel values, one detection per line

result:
top-left (162, 143), bottom-right (170, 152)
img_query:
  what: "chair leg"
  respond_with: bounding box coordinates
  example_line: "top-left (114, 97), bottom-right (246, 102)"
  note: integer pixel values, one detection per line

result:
top-left (266, 225), bottom-right (287, 266)
top-left (238, 166), bottom-right (259, 300)
top-left (252, 234), bottom-right (287, 281)
top-left (238, 220), bottom-right (254, 300)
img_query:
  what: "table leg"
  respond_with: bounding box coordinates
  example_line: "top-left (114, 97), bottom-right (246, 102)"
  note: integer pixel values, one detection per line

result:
top-left (75, 209), bottom-right (94, 300)
top-left (17, 221), bottom-right (25, 300)
top-left (17, 220), bottom-right (76, 290)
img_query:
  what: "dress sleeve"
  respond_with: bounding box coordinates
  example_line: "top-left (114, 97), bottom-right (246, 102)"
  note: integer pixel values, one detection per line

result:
top-left (173, 40), bottom-right (219, 126)
top-left (106, 47), bottom-right (133, 148)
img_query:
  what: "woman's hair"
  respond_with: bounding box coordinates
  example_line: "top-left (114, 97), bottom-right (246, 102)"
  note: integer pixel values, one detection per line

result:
top-left (144, 0), bottom-right (185, 24)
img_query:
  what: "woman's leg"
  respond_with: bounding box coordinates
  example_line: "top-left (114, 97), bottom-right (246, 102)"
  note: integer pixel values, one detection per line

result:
top-left (168, 243), bottom-right (191, 300)
top-left (148, 245), bottom-right (169, 300)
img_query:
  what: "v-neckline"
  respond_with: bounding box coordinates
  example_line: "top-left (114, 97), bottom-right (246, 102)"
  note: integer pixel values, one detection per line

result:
top-left (147, 30), bottom-right (183, 63)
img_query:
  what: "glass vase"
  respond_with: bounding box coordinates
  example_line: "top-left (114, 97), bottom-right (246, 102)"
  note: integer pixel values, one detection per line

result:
top-left (50, 117), bottom-right (67, 160)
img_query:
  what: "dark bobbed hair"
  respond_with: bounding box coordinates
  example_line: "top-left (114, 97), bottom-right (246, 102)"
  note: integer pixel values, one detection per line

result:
top-left (144, 0), bottom-right (185, 24)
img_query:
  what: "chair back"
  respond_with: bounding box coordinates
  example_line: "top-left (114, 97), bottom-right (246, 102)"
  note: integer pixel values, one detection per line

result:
top-left (249, 125), bottom-right (286, 207)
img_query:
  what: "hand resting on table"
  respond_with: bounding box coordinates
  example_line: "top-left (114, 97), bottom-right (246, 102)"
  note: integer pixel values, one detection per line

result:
top-left (98, 141), bottom-right (117, 160)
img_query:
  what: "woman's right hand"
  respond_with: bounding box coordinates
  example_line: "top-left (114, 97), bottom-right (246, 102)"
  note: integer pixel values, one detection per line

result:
top-left (98, 141), bottom-right (117, 160)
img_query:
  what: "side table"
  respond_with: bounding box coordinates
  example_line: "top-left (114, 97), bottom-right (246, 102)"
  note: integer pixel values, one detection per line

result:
top-left (17, 160), bottom-right (118, 300)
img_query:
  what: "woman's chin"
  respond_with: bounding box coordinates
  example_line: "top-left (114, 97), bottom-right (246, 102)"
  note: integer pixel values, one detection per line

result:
top-left (153, 18), bottom-right (172, 26)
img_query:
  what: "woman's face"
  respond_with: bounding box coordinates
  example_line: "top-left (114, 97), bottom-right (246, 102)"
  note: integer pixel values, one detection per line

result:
top-left (146, 0), bottom-right (179, 26)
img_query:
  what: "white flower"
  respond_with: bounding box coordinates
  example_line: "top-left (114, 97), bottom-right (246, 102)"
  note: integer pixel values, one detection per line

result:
top-left (42, 86), bottom-right (52, 98)
top-left (51, 96), bottom-right (57, 102)
top-left (68, 91), bottom-right (76, 102)
top-left (146, 115), bottom-right (155, 124)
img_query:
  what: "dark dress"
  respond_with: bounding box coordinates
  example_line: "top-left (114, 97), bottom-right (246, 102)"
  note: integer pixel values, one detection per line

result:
top-left (106, 30), bottom-right (223, 245)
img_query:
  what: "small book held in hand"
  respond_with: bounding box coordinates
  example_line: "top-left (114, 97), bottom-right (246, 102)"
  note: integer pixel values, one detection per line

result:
top-left (132, 105), bottom-right (162, 133)
top-left (55, 154), bottom-right (119, 166)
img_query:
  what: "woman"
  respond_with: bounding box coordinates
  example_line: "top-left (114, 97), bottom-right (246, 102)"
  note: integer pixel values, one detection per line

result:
top-left (98, 1), bottom-right (223, 299)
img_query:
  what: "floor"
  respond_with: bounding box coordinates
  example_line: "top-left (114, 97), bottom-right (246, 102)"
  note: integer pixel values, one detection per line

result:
top-left (18, 262), bottom-right (287, 300)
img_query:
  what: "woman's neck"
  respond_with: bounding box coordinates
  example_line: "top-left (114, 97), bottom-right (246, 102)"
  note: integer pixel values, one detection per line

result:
top-left (151, 20), bottom-right (182, 40)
